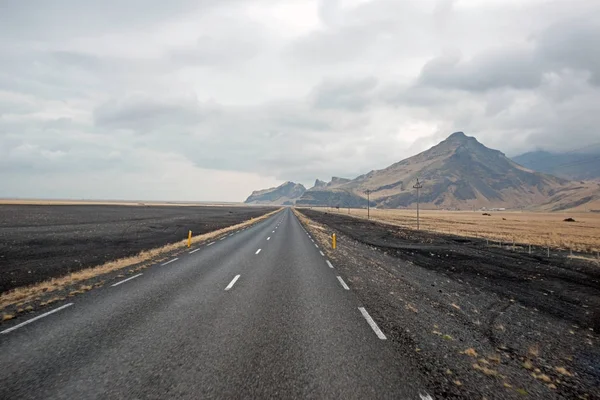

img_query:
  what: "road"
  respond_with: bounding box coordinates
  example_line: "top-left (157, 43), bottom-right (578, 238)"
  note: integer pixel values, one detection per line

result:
top-left (0, 208), bottom-right (431, 399)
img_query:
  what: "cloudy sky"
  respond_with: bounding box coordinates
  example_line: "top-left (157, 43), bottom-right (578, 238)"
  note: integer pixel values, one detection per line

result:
top-left (1, 0), bottom-right (599, 201)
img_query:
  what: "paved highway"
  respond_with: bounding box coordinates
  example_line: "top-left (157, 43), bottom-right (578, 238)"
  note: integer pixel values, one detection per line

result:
top-left (0, 208), bottom-right (430, 399)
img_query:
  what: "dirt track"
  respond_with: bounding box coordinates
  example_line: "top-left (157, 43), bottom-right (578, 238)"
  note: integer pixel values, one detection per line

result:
top-left (0, 205), bottom-right (275, 293)
top-left (299, 209), bottom-right (600, 400)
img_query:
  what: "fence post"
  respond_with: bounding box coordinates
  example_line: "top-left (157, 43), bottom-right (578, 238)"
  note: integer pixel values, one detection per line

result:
top-left (547, 247), bottom-right (550, 257)
top-left (529, 244), bottom-right (531, 255)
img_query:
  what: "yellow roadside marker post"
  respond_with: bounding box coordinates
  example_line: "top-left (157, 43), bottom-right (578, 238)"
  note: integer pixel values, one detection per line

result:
top-left (187, 230), bottom-right (192, 248)
top-left (332, 234), bottom-right (337, 249)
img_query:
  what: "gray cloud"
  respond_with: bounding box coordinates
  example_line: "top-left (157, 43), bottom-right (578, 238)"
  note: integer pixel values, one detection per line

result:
top-left (310, 77), bottom-right (378, 111)
top-left (2, 0), bottom-right (600, 201)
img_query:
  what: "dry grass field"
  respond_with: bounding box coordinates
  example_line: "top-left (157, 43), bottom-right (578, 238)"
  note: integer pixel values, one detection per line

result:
top-left (307, 207), bottom-right (600, 253)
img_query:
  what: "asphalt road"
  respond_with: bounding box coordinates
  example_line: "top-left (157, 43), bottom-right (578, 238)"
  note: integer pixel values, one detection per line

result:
top-left (0, 208), bottom-right (430, 399)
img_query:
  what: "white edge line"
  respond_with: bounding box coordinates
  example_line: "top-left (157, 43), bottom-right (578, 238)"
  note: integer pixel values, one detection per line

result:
top-left (161, 258), bottom-right (179, 266)
top-left (255, 248), bottom-right (262, 254)
top-left (326, 260), bottom-right (334, 269)
top-left (1, 303), bottom-right (74, 334)
top-left (207, 242), bottom-right (215, 246)
top-left (319, 250), bottom-right (325, 256)
top-left (225, 274), bottom-right (241, 290)
top-left (189, 248), bottom-right (201, 254)
top-left (336, 276), bottom-right (350, 290)
top-left (359, 307), bottom-right (387, 340)
top-left (314, 244), bottom-right (319, 248)
top-left (112, 273), bottom-right (143, 287)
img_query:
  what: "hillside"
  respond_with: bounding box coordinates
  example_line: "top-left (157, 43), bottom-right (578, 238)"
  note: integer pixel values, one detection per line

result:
top-left (296, 132), bottom-right (596, 210)
top-left (512, 150), bottom-right (600, 180)
top-left (296, 177), bottom-right (373, 207)
top-left (244, 181), bottom-right (306, 205)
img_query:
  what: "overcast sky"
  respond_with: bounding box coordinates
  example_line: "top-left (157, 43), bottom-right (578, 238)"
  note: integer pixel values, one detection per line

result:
top-left (1, 0), bottom-right (599, 201)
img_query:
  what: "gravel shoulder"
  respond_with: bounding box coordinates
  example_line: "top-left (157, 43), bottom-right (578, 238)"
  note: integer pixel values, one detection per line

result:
top-left (297, 209), bottom-right (600, 400)
top-left (0, 205), bottom-right (275, 293)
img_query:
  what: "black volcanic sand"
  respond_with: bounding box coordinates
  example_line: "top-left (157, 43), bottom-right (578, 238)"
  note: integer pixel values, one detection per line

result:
top-left (300, 209), bottom-right (600, 400)
top-left (0, 205), bottom-right (275, 293)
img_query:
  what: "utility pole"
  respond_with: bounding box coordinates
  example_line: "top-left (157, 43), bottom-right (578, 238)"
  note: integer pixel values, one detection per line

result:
top-left (413, 179), bottom-right (423, 230)
top-left (365, 189), bottom-right (372, 220)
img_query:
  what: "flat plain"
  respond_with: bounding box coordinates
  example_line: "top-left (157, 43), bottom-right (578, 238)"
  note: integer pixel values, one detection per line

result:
top-left (310, 207), bottom-right (600, 253)
top-left (0, 204), bottom-right (275, 293)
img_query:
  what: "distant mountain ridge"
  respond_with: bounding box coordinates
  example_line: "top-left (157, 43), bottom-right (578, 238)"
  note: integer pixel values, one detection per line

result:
top-left (244, 181), bottom-right (306, 205)
top-left (512, 150), bottom-right (600, 180)
top-left (296, 132), bottom-right (575, 209)
top-left (245, 132), bottom-right (600, 211)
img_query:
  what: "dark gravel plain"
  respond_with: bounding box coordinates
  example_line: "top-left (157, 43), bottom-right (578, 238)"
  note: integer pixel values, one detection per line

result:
top-left (299, 209), bottom-right (600, 400)
top-left (0, 205), bottom-right (275, 293)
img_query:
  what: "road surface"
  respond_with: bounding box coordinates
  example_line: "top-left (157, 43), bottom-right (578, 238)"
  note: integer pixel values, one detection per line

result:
top-left (0, 208), bottom-right (430, 399)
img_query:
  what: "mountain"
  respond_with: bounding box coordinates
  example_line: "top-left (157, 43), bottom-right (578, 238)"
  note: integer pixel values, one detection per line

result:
top-left (244, 181), bottom-right (306, 205)
top-left (296, 177), bottom-right (371, 208)
top-left (311, 179), bottom-right (327, 189)
top-left (296, 132), bottom-right (595, 210)
top-left (512, 150), bottom-right (600, 180)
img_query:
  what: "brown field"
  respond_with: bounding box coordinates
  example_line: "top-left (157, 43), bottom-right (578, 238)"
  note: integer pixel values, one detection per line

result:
top-left (304, 207), bottom-right (600, 253)
top-left (0, 199), bottom-right (247, 206)
top-left (0, 208), bottom-right (281, 310)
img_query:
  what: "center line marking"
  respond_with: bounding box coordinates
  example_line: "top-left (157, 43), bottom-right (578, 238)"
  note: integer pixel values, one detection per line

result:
top-left (267, 237), bottom-right (271, 240)
top-left (326, 260), bottom-right (334, 268)
top-left (225, 275), bottom-right (241, 290)
top-left (162, 258), bottom-right (179, 266)
top-left (255, 248), bottom-right (262, 254)
top-left (207, 242), bottom-right (215, 246)
top-left (319, 250), bottom-right (325, 256)
top-left (189, 248), bottom-right (200, 254)
top-left (112, 273), bottom-right (143, 287)
top-left (272, 230), bottom-right (275, 233)
top-left (336, 276), bottom-right (350, 290)
top-left (359, 307), bottom-right (387, 340)
top-left (1, 303), bottom-right (74, 334)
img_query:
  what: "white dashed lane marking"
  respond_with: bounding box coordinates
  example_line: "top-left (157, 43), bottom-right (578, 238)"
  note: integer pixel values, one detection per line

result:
top-left (326, 260), bottom-right (334, 269)
top-left (255, 249), bottom-right (262, 255)
top-left (161, 258), bottom-right (179, 266)
top-left (225, 275), bottom-right (241, 291)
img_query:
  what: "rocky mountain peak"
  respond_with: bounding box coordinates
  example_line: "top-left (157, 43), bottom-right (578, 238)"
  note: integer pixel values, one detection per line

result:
top-left (312, 179), bottom-right (327, 189)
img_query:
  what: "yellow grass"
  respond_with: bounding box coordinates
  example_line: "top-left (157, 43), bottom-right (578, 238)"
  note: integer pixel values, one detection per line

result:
top-left (0, 208), bottom-right (281, 309)
top-left (306, 207), bottom-right (600, 253)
